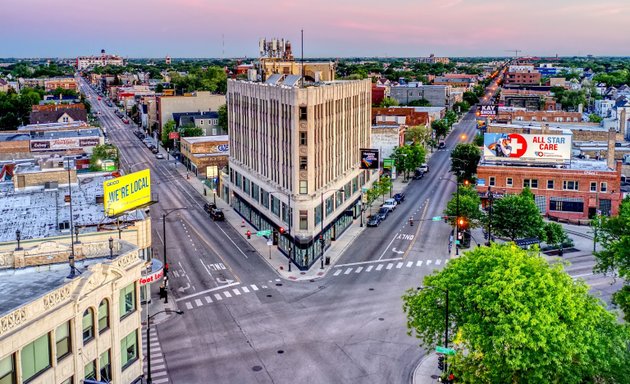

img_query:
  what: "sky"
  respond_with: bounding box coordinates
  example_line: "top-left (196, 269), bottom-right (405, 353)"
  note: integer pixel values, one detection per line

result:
top-left (2, 0), bottom-right (629, 58)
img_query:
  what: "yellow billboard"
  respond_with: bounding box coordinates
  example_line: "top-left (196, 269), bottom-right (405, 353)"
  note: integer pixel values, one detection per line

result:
top-left (103, 169), bottom-right (151, 216)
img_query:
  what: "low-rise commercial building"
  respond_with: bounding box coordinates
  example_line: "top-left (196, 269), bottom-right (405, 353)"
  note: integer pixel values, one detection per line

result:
top-left (157, 91), bottom-right (225, 132)
top-left (0, 239), bottom-right (144, 384)
top-left (180, 135), bottom-right (229, 178)
top-left (44, 77), bottom-right (78, 92)
top-left (29, 104), bottom-right (87, 125)
top-left (390, 84), bottom-right (455, 108)
top-left (76, 52), bottom-right (124, 71)
top-left (172, 111), bottom-right (224, 136)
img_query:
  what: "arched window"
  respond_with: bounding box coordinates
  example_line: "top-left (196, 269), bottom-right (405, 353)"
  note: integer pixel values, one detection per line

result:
top-left (82, 308), bottom-right (94, 344)
top-left (98, 300), bottom-right (110, 333)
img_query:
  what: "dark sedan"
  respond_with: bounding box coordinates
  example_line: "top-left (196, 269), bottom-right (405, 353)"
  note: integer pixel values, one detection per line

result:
top-left (367, 215), bottom-right (382, 227)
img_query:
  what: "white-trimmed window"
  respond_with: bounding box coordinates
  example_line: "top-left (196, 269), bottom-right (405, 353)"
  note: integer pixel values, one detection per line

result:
top-left (563, 180), bottom-right (579, 191)
top-left (506, 177), bottom-right (513, 187)
top-left (600, 182), bottom-right (608, 192)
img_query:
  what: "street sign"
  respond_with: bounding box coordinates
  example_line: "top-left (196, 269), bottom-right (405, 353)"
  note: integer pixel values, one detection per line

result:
top-left (432, 216), bottom-right (442, 221)
top-left (257, 230), bottom-right (272, 237)
top-left (267, 240), bottom-right (272, 246)
top-left (455, 240), bottom-right (460, 245)
top-left (436, 346), bottom-right (456, 355)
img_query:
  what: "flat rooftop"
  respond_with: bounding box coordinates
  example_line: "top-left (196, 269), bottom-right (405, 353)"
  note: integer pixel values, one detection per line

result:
top-left (480, 159), bottom-right (612, 172)
top-left (0, 241), bottom-right (135, 316)
top-left (0, 172), bottom-right (144, 243)
top-left (181, 135), bottom-right (228, 144)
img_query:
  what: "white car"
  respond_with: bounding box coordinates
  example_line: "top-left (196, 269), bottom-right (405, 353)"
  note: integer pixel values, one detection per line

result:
top-left (381, 198), bottom-right (398, 212)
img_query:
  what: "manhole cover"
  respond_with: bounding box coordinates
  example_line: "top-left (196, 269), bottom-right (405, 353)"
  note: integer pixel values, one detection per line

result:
top-left (275, 283), bottom-right (283, 286)
top-left (378, 318), bottom-right (384, 321)
top-left (266, 294), bottom-right (273, 298)
top-left (252, 366), bottom-right (263, 372)
top-left (277, 350), bottom-right (284, 354)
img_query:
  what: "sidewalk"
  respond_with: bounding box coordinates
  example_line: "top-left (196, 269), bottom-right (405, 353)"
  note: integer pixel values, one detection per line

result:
top-left (413, 353), bottom-right (442, 384)
top-left (166, 156), bottom-right (413, 281)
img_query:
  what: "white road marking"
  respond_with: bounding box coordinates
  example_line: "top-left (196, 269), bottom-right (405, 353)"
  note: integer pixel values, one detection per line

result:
top-left (366, 265), bottom-right (373, 272)
top-left (427, 260), bottom-right (432, 265)
top-left (214, 293), bottom-right (223, 301)
top-left (175, 282), bottom-right (240, 302)
top-left (344, 268), bottom-right (353, 275)
top-left (355, 267), bottom-right (363, 273)
top-left (436, 259), bottom-right (441, 265)
top-left (204, 296), bottom-right (213, 304)
top-left (376, 264), bottom-right (384, 271)
top-left (335, 257), bottom-right (403, 268)
top-left (416, 260), bottom-right (423, 266)
top-left (386, 263), bottom-right (393, 270)
top-left (223, 291), bottom-right (232, 298)
top-left (251, 284), bottom-right (259, 291)
top-left (406, 261), bottom-right (413, 268)
top-left (185, 302), bottom-right (193, 310)
top-left (378, 234), bottom-right (400, 260)
top-left (195, 299), bottom-right (203, 307)
top-left (241, 286), bottom-right (250, 293)
top-left (333, 269), bottom-right (342, 276)
top-left (396, 262), bottom-right (403, 269)
top-left (232, 288), bottom-right (241, 295)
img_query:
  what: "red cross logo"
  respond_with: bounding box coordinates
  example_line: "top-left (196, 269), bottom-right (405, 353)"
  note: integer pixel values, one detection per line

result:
top-left (508, 134), bottom-right (528, 157)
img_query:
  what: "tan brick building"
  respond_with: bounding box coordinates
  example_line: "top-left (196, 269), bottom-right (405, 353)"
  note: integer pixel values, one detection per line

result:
top-left (180, 135), bottom-right (229, 177)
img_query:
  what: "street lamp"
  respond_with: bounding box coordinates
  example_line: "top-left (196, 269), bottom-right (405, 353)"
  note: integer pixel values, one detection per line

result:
top-left (441, 177), bottom-right (468, 255)
top-left (108, 237), bottom-right (114, 259)
top-left (320, 188), bottom-right (345, 269)
top-left (162, 207), bottom-right (187, 303)
top-left (417, 286), bottom-right (450, 374)
top-left (146, 309), bottom-right (184, 384)
top-left (15, 229), bottom-right (22, 251)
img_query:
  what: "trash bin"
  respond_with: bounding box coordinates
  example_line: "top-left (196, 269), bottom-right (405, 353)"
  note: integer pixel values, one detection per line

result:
top-left (159, 286), bottom-right (166, 299)
top-left (325, 256), bottom-right (331, 265)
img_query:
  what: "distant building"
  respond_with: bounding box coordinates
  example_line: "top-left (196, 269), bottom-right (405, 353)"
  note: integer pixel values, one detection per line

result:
top-left (0, 78), bottom-right (10, 92)
top-left (504, 69), bottom-right (541, 85)
top-left (165, 55), bottom-right (171, 65)
top-left (371, 125), bottom-right (405, 161)
top-left (172, 111), bottom-right (224, 136)
top-left (497, 109), bottom-right (582, 123)
top-left (389, 83), bottom-right (455, 109)
top-left (371, 84), bottom-right (386, 106)
top-left (44, 77), bottom-right (78, 92)
top-left (76, 50), bottom-right (124, 71)
top-left (418, 54), bottom-right (449, 64)
top-left (372, 107), bottom-right (430, 126)
top-left (157, 91), bottom-right (225, 132)
top-left (433, 74), bottom-right (477, 88)
top-left (29, 104), bottom-right (87, 125)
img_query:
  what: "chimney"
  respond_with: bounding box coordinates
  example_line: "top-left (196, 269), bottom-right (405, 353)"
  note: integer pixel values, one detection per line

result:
top-left (607, 127), bottom-right (616, 169)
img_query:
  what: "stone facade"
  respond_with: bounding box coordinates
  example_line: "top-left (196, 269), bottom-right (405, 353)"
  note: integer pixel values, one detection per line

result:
top-left (0, 240), bottom-right (144, 384)
top-left (157, 91), bottom-right (225, 131)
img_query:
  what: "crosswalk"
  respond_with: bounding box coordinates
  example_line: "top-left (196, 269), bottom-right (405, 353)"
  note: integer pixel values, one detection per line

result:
top-left (143, 327), bottom-right (169, 383)
top-left (332, 258), bottom-right (448, 277)
top-left (181, 283), bottom-right (270, 311)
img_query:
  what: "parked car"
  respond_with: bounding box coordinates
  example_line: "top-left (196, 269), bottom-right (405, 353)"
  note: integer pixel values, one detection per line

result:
top-left (393, 193), bottom-right (406, 204)
top-left (377, 207), bottom-right (389, 221)
top-left (366, 215), bottom-right (382, 227)
top-left (413, 170), bottom-right (425, 180)
top-left (122, 118), bottom-right (129, 124)
top-left (418, 163), bottom-right (429, 173)
top-left (209, 208), bottom-right (225, 221)
top-left (381, 198), bottom-right (397, 211)
top-left (151, 147), bottom-right (159, 154)
top-left (437, 141), bottom-right (446, 149)
top-left (155, 153), bottom-right (164, 159)
top-left (204, 203), bottom-right (217, 213)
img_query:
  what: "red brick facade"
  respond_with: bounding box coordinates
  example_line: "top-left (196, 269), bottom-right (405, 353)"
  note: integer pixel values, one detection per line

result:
top-left (505, 71), bottom-right (541, 85)
top-left (477, 161), bottom-right (623, 222)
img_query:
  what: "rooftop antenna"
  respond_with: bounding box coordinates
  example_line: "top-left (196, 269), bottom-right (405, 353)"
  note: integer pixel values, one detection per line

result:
top-left (222, 33), bottom-right (225, 59)
top-left (301, 29), bottom-right (304, 87)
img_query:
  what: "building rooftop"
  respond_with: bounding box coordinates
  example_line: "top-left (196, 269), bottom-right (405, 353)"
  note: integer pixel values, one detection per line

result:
top-left (0, 172), bottom-right (144, 243)
top-left (231, 77), bottom-right (364, 89)
top-left (480, 158), bottom-right (612, 172)
top-left (0, 240), bottom-right (135, 316)
top-left (181, 135), bottom-right (228, 144)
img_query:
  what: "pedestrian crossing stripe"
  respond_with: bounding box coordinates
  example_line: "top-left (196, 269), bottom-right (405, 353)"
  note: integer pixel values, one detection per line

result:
top-left (214, 293), bottom-right (222, 301)
top-left (355, 267), bottom-right (363, 273)
top-left (386, 263), bottom-right (394, 270)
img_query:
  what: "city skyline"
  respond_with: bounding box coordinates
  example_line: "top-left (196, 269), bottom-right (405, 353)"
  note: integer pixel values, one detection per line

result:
top-left (2, 0), bottom-right (629, 58)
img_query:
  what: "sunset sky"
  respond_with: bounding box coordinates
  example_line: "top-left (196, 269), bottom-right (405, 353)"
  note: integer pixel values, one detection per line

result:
top-left (2, 0), bottom-right (629, 58)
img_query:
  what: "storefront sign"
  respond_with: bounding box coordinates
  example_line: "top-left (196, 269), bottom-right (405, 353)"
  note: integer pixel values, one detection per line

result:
top-left (139, 268), bottom-right (163, 286)
top-left (483, 133), bottom-right (571, 162)
top-left (30, 136), bottom-right (101, 151)
top-left (476, 105), bottom-right (498, 117)
top-left (103, 169), bottom-right (151, 216)
top-left (217, 144), bottom-right (229, 152)
top-left (360, 148), bottom-right (380, 169)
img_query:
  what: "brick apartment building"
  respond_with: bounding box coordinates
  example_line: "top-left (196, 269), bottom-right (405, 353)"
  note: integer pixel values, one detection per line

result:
top-left (29, 103), bottom-right (87, 124)
top-left (504, 70), bottom-right (542, 85)
top-left (44, 77), bottom-right (78, 92)
top-left (477, 129), bottom-right (622, 222)
top-left (497, 110), bottom-right (582, 123)
top-left (372, 107), bottom-right (430, 126)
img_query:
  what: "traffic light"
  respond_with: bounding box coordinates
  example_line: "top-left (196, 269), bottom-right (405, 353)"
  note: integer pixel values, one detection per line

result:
top-left (463, 179), bottom-right (469, 187)
top-left (319, 235), bottom-right (325, 246)
top-left (272, 230), bottom-right (278, 245)
top-left (279, 227), bottom-right (285, 236)
top-left (438, 355), bottom-right (445, 371)
top-left (458, 217), bottom-right (465, 227)
top-left (443, 215), bottom-right (449, 223)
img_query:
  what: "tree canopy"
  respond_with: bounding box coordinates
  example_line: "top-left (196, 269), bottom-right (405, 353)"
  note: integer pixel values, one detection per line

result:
top-left (443, 184), bottom-right (483, 229)
top-left (0, 87), bottom-right (44, 130)
top-left (490, 189), bottom-right (545, 241)
top-left (379, 97), bottom-right (399, 107)
top-left (89, 144), bottom-right (119, 171)
top-left (593, 196), bottom-right (630, 321)
top-left (450, 143), bottom-right (481, 182)
top-left (169, 66), bottom-right (227, 94)
top-left (390, 144), bottom-right (426, 180)
top-left (402, 244), bottom-right (630, 384)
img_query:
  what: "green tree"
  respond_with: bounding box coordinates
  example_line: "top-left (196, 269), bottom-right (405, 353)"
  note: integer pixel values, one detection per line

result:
top-left (89, 144), bottom-right (119, 171)
top-left (155, 84), bottom-right (164, 93)
top-left (589, 113), bottom-right (603, 123)
top-left (161, 120), bottom-right (176, 148)
top-left (431, 119), bottom-right (449, 139)
top-left (378, 175), bottom-right (393, 199)
top-left (405, 125), bottom-right (431, 146)
top-left (379, 97), bottom-right (399, 108)
top-left (406, 98), bottom-right (431, 107)
top-left (217, 104), bottom-right (228, 133)
top-left (490, 189), bottom-right (545, 241)
top-left (443, 185), bottom-right (484, 229)
top-left (453, 101), bottom-right (470, 114)
top-left (391, 144), bottom-right (425, 180)
top-left (180, 125), bottom-right (204, 137)
top-left (50, 87), bottom-right (78, 98)
top-left (444, 110), bottom-right (458, 127)
top-left (402, 244), bottom-right (630, 384)
top-left (450, 143), bottom-right (481, 182)
top-left (543, 222), bottom-right (569, 251)
top-left (463, 91), bottom-right (479, 105)
top-left (593, 196), bottom-right (630, 321)
top-left (473, 132), bottom-right (484, 147)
